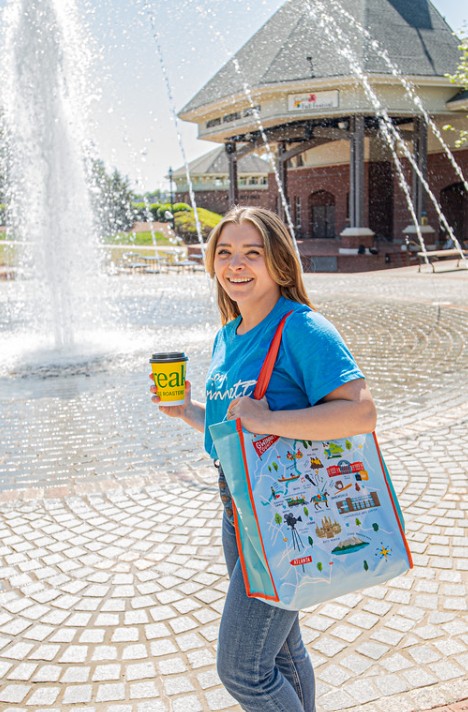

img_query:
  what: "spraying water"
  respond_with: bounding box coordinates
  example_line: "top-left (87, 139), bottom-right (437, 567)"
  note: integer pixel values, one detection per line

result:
top-left (304, 0), bottom-right (468, 268)
top-left (142, 0), bottom-right (206, 258)
top-left (316, 0), bottom-right (468, 267)
top-left (230, 56), bottom-right (302, 266)
top-left (325, 0), bottom-right (468, 197)
top-left (1, 0), bottom-right (102, 350)
top-left (143, 0), bottom-right (300, 267)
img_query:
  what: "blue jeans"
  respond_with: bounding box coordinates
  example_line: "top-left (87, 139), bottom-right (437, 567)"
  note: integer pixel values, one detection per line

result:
top-left (217, 465), bottom-right (316, 712)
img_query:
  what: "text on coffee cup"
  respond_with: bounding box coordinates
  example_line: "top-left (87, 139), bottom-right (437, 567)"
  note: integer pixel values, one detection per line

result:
top-left (153, 363), bottom-right (186, 389)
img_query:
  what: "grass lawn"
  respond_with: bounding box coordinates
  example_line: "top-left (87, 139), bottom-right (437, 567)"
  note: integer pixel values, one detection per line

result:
top-left (0, 241), bottom-right (18, 266)
top-left (103, 231), bottom-right (176, 246)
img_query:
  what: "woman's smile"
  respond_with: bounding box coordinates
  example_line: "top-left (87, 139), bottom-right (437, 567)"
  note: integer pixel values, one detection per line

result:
top-left (227, 276), bottom-right (253, 284)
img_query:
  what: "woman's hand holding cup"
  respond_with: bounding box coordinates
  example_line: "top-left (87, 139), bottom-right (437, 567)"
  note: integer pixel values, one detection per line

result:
top-left (148, 351), bottom-right (204, 434)
top-left (149, 373), bottom-right (192, 419)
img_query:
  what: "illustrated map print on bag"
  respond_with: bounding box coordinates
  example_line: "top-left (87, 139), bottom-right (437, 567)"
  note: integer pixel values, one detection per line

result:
top-left (210, 312), bottom-right (412, 610)
top-left (245, 431), bottom-right (410, 608)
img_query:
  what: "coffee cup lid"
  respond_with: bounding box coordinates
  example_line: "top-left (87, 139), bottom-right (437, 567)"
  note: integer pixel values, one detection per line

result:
top-left (150, 352), bottom-right (188, 363)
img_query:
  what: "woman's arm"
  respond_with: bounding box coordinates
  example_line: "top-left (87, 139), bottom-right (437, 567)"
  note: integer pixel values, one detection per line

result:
top-left (150, 377), bottom-right (206, 434)
top-left (227, 378), bottom-right (376, 440)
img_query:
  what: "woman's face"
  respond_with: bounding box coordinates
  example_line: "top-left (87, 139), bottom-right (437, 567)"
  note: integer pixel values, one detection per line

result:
top-left (213, 221), bottom-right (280, 311)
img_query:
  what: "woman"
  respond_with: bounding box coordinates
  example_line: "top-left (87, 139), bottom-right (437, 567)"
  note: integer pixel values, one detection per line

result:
top-left (150, 206), bottom-right (376, 712)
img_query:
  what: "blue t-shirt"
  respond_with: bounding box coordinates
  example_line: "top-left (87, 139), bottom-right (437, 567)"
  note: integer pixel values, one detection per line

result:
top-left (204, 296), bottom-right (364, 458)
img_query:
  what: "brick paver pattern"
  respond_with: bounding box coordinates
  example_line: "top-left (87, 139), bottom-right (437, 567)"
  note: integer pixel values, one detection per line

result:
top-left (0, 268), bottom-right (467, 711)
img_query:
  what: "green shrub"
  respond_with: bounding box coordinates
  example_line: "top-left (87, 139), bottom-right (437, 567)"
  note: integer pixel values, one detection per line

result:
top-left (130, 201), bottom-right (193, 223)
top-left (132, 202), bottom-right (147, 222)
top-left (155, 202), bottom-right (189, 221)
top-left (173, 202), bottom-right (191, 213)
top-left (157, 203), bottom-right (173, 222)
top-left (130, 202), bottom-right (190, 223)
top-left (147, 203), bottom-right (162, 221)
top-left (175, 207), bottom-right (222, 244)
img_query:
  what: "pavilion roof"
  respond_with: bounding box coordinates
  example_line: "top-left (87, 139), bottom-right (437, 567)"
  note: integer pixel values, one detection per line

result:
top-left (172, 146), bottom-right (270, 177)
top-left (180, 0), bottom-right (462, 116)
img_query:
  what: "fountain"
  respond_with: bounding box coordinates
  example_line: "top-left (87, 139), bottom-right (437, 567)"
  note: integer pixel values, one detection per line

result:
top-left (1, 0), bottom-right (103, 356)
top-left (2, 0), bottom-right (465, 350)
top-left (0, 0), bottom-right (466, 350)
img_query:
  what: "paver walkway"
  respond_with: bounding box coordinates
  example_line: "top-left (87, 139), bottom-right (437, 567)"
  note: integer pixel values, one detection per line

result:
top-left (0, 265), bottom-right (467, 711)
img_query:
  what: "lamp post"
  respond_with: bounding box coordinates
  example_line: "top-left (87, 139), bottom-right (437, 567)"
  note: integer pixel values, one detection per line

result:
top-left (168, 166), bottom-right (175, 232)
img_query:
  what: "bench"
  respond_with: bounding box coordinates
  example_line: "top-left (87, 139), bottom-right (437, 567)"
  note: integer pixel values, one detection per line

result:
top-left (417, 249), bottom-right (468, 273)
top-left (164, 259), bottom-right (203, 273)
top-left (141, 255), bottom-right (163, 273)
top-left (121, 252), bottom-right (167, 274)
top-left (121, 252), bottom-right (148, 273)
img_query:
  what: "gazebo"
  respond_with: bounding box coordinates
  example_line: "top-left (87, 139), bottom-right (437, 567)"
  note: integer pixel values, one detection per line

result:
top-left (179, 0), bottom-right (468, 271)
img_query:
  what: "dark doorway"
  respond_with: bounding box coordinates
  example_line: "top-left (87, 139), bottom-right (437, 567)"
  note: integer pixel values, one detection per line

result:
top-left (440, 183), bottom-right (468, 246)
top-left (310, 190), bottom-right (335, 238)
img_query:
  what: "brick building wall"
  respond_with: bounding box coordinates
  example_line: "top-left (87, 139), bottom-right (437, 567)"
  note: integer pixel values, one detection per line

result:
top-left (176, 189), bottom-right (270, 215)
top-left (269, 164), bottom-right (363, 239)
top-left (176, 149), bottom-right (467, 242)
top-left (392, 149), bottom-right (468, 244)
top-left (428, 149), bottom-right (468, 245)
top-left (368, 162), bottom-right (394, 240)
top-left (266, 148), bottom-right (468, 244)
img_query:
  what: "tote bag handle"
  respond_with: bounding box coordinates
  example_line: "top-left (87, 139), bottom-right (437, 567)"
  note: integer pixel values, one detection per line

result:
top-left (254, 311), bottom-right (293, 400)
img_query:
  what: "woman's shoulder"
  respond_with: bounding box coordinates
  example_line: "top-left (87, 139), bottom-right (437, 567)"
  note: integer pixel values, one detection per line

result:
top-left (213, 316), bottom-right (240, 345)
top-left (282, 300), bottom-right (333, 332)
top-left (281, 301), bottom-right (348, 355)
top-left (280, 300), bottom-right (360, 376)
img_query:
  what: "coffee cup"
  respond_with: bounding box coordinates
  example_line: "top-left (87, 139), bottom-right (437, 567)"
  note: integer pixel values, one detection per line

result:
top-left (150, 352), bottom-right (188, 406)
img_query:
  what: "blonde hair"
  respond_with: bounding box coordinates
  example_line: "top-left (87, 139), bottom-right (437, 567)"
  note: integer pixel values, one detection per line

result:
top-left (204, 206), bottom-right (314, 325)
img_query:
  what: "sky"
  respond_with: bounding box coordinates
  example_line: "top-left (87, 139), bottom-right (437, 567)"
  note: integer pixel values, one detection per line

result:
top-left (1, 0), bottom-right (467, 194)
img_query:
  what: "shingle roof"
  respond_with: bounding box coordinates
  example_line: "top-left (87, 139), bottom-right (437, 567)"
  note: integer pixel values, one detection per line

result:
top-left (181, 0), bottom-right (461, 115)
top-left (173, 146), bottom-right (270, 177)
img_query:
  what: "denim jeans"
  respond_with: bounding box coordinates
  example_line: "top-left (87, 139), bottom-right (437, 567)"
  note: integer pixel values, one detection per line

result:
top-left (216, 464), bottom-right (316, 712)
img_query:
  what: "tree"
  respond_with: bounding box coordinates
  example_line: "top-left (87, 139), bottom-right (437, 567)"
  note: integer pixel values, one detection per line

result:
top-left (0, 119), bottom-right (9, 217)
top-left (445, 33), bottom-right (468, 147)
top-left (275, 513), bottom-right (282, 525)
top-left (133, 189), bottom-right (164, 203)
top-left (89, 159), bottom-right (135, 236)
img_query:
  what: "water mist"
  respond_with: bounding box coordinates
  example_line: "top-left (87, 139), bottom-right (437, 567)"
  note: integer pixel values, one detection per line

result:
top-left (1, 0), bottom-right (102, 351)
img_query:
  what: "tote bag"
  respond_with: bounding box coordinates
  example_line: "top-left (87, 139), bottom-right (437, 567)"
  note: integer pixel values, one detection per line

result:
top-left (210, 312), bottom-right (413, 611)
